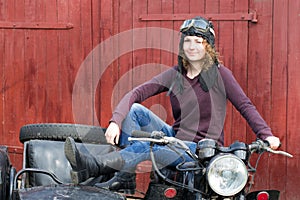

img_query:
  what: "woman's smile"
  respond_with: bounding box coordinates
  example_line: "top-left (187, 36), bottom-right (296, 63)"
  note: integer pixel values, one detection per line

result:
top-left (183, 36), bottom-right (206, 62)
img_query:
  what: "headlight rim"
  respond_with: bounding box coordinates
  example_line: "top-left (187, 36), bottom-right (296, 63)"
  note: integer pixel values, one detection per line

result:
top-left (206, 153), bottom-right (248, 197)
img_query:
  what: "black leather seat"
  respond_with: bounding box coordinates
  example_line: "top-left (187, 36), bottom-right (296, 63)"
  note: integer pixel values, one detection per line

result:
top-left (24, 140), bottom-right (115, 186)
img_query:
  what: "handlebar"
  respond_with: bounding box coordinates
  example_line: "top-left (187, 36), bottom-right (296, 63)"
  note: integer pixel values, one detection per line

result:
top-left (131, 130), bottom-right (158, 138)
top-left (129, 130), bottom-right (198, 160)
top-left (129, 130), bottom-right (190, 150)
top-left (129, 131), bottom-right (293, 158)
top-left (248, 140), bottom-right (293, 158)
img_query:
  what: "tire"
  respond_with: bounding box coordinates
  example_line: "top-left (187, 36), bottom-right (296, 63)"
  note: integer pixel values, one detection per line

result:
top-left (19, 123), bottom-right (107, 144)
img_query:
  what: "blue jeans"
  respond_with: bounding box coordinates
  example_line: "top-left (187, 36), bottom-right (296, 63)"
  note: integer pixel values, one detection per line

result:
top-left (118, 103), bottom-right (197, 172)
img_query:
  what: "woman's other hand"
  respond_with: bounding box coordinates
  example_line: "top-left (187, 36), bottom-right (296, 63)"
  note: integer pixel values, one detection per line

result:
top-left (105, 122), bottom-right (121, 145)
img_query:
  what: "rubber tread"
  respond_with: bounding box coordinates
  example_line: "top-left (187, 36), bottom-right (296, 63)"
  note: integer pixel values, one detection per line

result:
top-left (19, 123), bottom-right (107, 144)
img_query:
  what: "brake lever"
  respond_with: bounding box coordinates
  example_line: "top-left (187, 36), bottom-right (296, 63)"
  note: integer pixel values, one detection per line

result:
top-left (265, 147), bottom-right (293, 158)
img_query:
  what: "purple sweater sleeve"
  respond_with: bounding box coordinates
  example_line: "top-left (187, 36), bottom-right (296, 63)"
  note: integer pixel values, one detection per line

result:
top-left (219, 66), bottom-right (273, 139)
top-left (110, 67), bottom-right (176, 127)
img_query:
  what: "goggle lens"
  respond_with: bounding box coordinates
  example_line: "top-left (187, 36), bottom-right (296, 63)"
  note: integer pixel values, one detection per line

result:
top-left (180, 19), bottom-right (209, 33)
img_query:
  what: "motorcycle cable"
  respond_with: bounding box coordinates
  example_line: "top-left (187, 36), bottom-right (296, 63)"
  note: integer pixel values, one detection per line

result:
top-left (246, 150), bottom-right (264, 193)
top-left (149, 142), bottom-right (208, 197)
top-left (166, 144), bottom-right (203, 172)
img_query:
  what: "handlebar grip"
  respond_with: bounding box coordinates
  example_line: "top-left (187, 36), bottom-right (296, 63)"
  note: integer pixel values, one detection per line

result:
top-left (131, 130), bottom-right (152, 138)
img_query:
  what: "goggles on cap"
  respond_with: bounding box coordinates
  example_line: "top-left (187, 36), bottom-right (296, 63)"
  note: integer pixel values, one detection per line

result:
top-left (180, 18), bottom-right (215, 36)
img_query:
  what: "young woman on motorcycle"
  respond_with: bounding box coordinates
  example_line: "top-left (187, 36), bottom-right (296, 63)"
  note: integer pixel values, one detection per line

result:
top-left (64, 16), bottom-right (281, 193)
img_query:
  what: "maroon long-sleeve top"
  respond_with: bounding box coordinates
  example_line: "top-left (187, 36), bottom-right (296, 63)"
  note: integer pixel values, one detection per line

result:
top-left (111, 65), bottom-right (273, 145)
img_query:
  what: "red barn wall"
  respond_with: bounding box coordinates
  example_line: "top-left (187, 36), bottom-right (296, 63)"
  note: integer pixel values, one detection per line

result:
top-left (0, 0), bottom-right (299, 199)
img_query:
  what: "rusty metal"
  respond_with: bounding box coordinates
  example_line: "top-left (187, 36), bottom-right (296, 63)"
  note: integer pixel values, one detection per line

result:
top-left (0, 22), bottom-right (74, 29)
top-left (139, 11), bottom-right (258, 23)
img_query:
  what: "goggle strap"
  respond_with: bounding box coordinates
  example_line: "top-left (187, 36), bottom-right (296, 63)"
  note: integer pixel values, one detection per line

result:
top-left (209, 28), bottom-right (215, 36)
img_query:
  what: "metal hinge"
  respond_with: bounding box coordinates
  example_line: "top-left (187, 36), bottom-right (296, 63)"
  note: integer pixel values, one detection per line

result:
top-left (140, 11), bottom-right (258, 23)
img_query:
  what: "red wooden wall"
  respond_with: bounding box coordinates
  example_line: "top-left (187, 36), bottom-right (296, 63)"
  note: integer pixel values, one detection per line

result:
top-left (0, 0), bottom-right (299, 199)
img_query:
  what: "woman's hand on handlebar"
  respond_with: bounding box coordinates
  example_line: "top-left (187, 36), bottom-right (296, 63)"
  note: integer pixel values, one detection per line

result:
top-left (105, 122), bottom-right (121, 145)
top-left (265, 136), bottom-right (281, 150)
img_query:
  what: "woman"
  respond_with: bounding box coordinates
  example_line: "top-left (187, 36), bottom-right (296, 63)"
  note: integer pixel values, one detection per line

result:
top-left (64, 16), bottom-right (280, 193)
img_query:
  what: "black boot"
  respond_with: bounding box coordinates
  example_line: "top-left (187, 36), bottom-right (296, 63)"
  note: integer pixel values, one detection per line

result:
top-left (64, 137), bottom-right (124, 184)
top-left (95, 172), bottom-right (136, 194)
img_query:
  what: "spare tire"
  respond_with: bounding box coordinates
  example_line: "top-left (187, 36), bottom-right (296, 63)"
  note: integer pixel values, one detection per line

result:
top-left (19, 123), bottom-right (107, 144)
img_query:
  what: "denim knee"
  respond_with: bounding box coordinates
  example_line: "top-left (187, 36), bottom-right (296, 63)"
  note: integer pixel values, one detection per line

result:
top-left (129, 103), bottom-right (151, 127)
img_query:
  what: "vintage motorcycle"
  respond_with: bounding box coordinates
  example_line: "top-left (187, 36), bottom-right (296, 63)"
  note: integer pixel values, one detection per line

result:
top-left (0, 123), bottom-right (293, 200)
top-left (128, 130), bottom-right (293, 200)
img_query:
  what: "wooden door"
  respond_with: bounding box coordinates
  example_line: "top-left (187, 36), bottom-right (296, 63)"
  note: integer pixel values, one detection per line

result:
top-left (0, 0), bottom-right (299, 199)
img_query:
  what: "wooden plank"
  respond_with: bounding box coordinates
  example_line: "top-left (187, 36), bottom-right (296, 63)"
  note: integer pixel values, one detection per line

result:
top-left (69, 0), bottom-right (93, 125)
top-left (116, 0), bottom-right (133, 116)
top-left (81, 0), bottom-right (93, 123)
top-left (231, 0), bottom-right (249, 141)
top-left (0, 0), bottom-right (5, 146)
top-left (248, 0), bottom-right (273, 191)
top-left (190, 0), bottom-right (205, 13)
top-left (270, 0), bottom-right (289, 198)
top-left (45, 0), bottom-right (60, 122)
top-left (3, 0), bottom-right (25, 146)
top-left (229, 0), bottom-right (248, 144)
top-left (34, 0), bottom-right (47, 124)
top-left (57, 0), bottom-right (73, 123)
top-left (144, 0), bottom-right (163, 119)
top-left (23, 0), bottom-right (39, 127)
top-left (160, 0), bottom-right (175, 124)
top-left (219, 0), bottom-right (235, 145)
top-left (0, 0), bottom-right (5, 20)
top-left (98, 0), bottom-right (116, 126)
top-left (286, 0), bottom-right (300, 199)
top-left (92, 0), bottom-right (101, 126)
top-left (205, 0), bottom-right (220, 45)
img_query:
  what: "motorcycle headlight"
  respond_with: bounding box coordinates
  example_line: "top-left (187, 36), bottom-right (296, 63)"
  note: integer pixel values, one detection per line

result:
top-left (207, 154), bottom-right (248, 197)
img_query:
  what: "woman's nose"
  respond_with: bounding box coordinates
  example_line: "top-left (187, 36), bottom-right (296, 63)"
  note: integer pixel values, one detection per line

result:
top-left (189, 41), bottom-right (196, 49)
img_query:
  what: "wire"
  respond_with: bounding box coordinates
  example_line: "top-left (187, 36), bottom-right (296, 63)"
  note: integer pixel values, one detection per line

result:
top-left (149, 142), bottom-right (207, 196)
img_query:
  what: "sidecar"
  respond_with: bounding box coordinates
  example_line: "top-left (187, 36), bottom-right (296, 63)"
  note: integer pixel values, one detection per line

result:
top-left (0, 123), bottom-right (126, 200)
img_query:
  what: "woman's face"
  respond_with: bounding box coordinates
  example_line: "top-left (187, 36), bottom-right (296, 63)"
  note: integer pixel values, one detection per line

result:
top-left (183, 36), bottom-right (206, 62)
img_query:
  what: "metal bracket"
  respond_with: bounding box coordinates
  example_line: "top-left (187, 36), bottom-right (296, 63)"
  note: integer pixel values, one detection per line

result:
top-left (0, 22), bottom-right (73, 30)
top-left (140, 11), bottom-right (258, 23)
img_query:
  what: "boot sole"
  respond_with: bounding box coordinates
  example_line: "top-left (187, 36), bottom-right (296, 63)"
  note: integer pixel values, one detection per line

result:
top-left (70, 170), bottom-right (88, 185)
top-left (64, 137), bottom-right (78, 169)
top-left (65, 137), bottom-right (87, 184)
